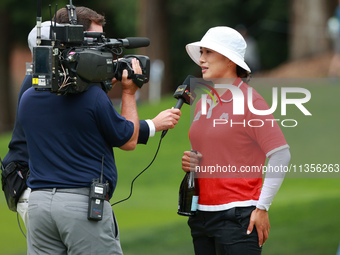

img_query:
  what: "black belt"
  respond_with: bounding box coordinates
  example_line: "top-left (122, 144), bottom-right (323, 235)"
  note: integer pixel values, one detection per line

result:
top-left (31, 187), bottom-right (110, 201)
top-left (31, 187), bottom-right (90, 196)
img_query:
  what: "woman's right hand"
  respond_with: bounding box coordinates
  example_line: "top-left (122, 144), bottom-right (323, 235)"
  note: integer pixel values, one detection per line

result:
top-left (182, 150), bottom-right (202, 172)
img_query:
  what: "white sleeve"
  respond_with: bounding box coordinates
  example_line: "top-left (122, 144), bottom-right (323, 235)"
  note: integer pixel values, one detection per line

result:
top-left (145, 119), bottom-right (156, 137)
top-left (256, 148), bottom-right (291, 211)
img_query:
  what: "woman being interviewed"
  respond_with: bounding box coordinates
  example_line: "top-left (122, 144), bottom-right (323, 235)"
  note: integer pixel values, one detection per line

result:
top-left (181, 26), bottom-right (291, 255)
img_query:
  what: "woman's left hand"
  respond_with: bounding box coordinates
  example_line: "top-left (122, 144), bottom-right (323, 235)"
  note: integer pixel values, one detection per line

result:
top-left (247, 208), bottom-right (270, 247)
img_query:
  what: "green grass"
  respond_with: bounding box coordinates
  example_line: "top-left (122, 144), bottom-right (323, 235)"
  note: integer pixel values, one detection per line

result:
top-left (0, 81), bottom-right (340, 255)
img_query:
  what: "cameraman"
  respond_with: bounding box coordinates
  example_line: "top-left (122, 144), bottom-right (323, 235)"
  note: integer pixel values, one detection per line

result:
top-left (21, 55), bottom-right (139, 255)
top-left (4, 7), bottom-right (180, 254)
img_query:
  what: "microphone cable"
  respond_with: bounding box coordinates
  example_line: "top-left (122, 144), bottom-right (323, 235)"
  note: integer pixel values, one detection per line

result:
top-left (111, 133), bottom-right (164, 206)
top-left (17, 212), bottom-right (27, 238)
top-left (111, 75), bottom-right (195, 206)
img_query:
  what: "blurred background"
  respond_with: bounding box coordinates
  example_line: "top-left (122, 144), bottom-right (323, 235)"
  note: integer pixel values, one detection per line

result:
top-left (0, 0), bottom-right (339, 254)
top-left (1, 0), bottom-right (340, 130)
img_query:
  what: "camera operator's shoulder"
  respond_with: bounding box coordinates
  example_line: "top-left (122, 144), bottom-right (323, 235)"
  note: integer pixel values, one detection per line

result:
top-left (19, 87), bottom-right (53, 111)
top-left (21, 87), bottom-right (39, 99)
top-left (84, 85), bottom-right (111, 104)
top-left (86, 85), bottom-right (108, 97)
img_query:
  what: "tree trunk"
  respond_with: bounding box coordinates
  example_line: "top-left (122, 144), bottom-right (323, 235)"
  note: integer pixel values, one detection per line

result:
top-left (137, 0), bottom-right (172, 101)
top-left (0, 10), bottom-right (14, 132)
top-left (289, 0), bottom-right (335, 60)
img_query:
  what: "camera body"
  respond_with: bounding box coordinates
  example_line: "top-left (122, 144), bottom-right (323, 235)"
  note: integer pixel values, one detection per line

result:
top-left (32, 24), bottom-right (150, 95)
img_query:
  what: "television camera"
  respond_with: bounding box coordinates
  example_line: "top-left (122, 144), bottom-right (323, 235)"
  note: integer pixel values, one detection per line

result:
top-left (32, 1), bottom-right (150, 95)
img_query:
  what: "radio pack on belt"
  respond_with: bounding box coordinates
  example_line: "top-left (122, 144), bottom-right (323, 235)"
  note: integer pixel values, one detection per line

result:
top-left (88, 178), bottom-right (109, 221)
top-left (87, 155), bottom-right (109, 221)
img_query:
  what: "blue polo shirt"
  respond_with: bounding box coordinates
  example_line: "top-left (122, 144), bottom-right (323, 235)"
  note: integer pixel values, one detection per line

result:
top-left (2, 75), bottom-right (32, 166)
top-left (18, 85), bottom-right (134, 198)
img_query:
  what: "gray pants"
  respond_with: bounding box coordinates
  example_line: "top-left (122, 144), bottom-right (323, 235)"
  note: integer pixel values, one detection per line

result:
top-left (27, 188), bottom-right (123, 255)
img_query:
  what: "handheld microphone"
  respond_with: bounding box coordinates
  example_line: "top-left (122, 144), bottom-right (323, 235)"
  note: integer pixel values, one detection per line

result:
top-left (161, 75), bottom-right (197, 138)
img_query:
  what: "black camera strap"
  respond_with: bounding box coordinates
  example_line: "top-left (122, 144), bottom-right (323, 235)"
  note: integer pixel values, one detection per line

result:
top-left (132, 74), bottom-right (146, 88)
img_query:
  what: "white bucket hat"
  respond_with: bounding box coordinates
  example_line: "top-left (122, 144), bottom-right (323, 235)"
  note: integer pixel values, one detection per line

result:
top-left (186, 26), bottom-right (251, 73)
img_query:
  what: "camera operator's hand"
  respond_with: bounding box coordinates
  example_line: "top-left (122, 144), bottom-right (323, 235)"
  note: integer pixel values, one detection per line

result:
top-left (111, 58), bottom-right (142, 95)
top-left (117, 58), bottom-right (141, 151)
top-left (152, 108), bottom-right (181, 132)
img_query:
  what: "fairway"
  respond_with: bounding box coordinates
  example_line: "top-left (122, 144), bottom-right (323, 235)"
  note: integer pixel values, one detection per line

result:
top-left (0, 80), bottom-right (339, 255)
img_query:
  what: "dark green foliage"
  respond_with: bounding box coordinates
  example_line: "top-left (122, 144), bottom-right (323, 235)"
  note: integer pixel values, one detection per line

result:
top-left (166, 0), bottom-right (289, 86)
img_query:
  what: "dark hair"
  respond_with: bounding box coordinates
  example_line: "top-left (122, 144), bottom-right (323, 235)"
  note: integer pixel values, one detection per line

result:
top-left (237, 65), bottom-right (251, 83)
top-left (54, 6), bottom-right (106, 31)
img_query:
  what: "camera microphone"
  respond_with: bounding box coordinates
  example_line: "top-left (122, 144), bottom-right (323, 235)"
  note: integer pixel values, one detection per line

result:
top-left (125, 37), bottom-right (150, 49)
top-left (106, 37), bottom-right (150, 49)
top-left (161, 75), bottom-right (197, 138)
